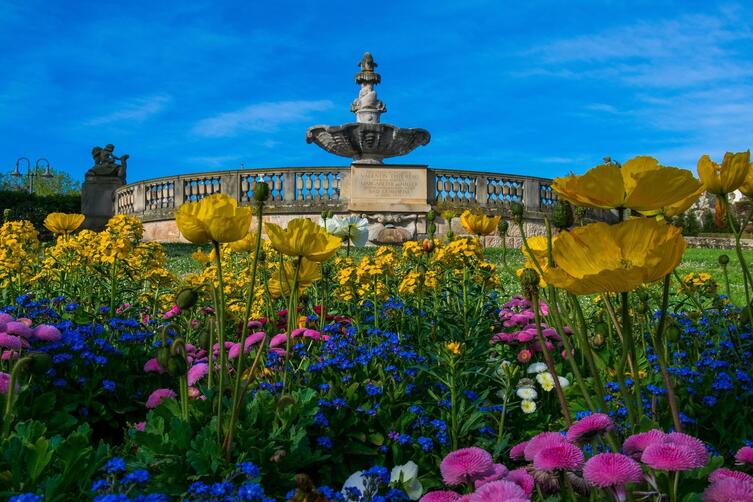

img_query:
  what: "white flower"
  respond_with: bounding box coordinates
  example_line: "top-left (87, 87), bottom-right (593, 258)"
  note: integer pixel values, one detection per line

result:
top-left (521, 399), bottom-right (537, 414)
top-left (527, 362), bottom-right (547, 374)
top-left (323, 215), bottom-right (369, 247)
top-left (558, 375), bottom-right (570, 389)
top-left (536, 372), bottom-right (555, 392)
top-left (342, 470), bottom-right (366, 497)
top-left (390, 461), bottom-right (422, 500)
top-left (516, 386), bottom-right (538, 400)
top-left (495, 360), bottom-right (512, 377)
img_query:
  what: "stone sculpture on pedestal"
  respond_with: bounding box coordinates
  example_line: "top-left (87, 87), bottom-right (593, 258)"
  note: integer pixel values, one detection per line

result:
top-left (82, 144), bottom-right (129, 230)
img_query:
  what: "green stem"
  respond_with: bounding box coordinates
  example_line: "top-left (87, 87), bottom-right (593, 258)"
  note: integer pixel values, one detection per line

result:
top-left (567, 293), bottom-right (608, 404)
top-left (621, 291), bottom-right (643, 427)
top-left (212, 241), bottom-right (227, 441)
top-left (1, 357), bottom-right (31, 438)
top-left (532, 294), bottom-right (571, 425)
top-left (653, 275), bottom-right (682, 432)
top-left (281, 256), bottom-right (303, 394)
top-left (224, 204), bottom-right (264, 455)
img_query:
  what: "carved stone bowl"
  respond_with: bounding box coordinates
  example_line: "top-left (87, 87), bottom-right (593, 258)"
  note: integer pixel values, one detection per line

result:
top-left (306, 122), bottom-right (430, 164)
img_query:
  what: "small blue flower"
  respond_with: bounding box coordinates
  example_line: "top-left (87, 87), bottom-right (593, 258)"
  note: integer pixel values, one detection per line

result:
top-left (103, 457), bottom-right (127, 474)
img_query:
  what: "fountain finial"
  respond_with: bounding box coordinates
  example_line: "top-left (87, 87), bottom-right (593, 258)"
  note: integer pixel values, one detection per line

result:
top-left (351, 52), bottom-right (386, 123)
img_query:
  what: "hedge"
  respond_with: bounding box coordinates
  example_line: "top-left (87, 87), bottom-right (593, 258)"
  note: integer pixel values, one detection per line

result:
top-left (0, 190), bottom-right (81, 240)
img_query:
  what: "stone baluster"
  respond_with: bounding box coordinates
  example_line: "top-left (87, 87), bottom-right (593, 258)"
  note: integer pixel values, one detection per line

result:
top-left (475, 175), bottom-right (487, 206)
top-left (223, 172), bottom-right (240, 203)
top-left (283, 171), bottom-right (295, 202)
top-left (174, 176), bottom-right (185, 208)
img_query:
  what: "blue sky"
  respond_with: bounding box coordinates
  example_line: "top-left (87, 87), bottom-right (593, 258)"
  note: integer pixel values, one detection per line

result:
top-left (1, 0), bottom-right (751, 183)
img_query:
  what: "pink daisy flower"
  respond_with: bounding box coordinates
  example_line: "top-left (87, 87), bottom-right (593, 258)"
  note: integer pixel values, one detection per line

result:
top-left (0, 371), bottom-right (10, 395)
top-left (708, 469), bottom-right (753, 484)
top-left (187, 363), bottom-right (209, 386)
top-left (566, 413), bottom-right (614, 444)
top-left (134, 421), bottom-right (146, 431)
top-left (5, 321), bottom-right (32, 338)
top-left (469, 480), bottom-right (527, 502)
top-left (440, 447), bottom-right (495, 485)
top-left (32, 324), bottom-right (61, 342)
top-left (0, 333), bottom-right (22, 351)
top-left (269, 333), bottom-right (289, 348)
top-left (664, 433), bottom-right (708, 468)
top-left (456, 497), bottom-right (470, 502)
top-left (641, 443), bottom-right (704, 472)
top-left (583, 453), bottom-right (643, 488)
top-left (474, 463), bottom-right (509, 488)
top-left (524, 432), bottom-right (569, 461)
top-left (419, 491), bottom-right (460, 502)
top-left (504, 468), bottom-right (535, 496)
top-left (703, 477), bottom-right (753, 502)
top-left (143, 358), bottom-right (166, 374)
top-left (735, 446), bottom-right (753, 466)
top-left (533, 443), bottom-right (585, 471)
top-left (145, 388), bottom-right (177, 409)
top-left (623, 429), bottom-right (666, 459)
top-left (510, 441), bottom-right (529, 461)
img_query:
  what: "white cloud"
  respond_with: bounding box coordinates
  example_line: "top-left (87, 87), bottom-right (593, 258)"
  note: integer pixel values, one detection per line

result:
top-left (84, 94), bottom-right (171, 126)
top-left (192, 100), bottom-right (334, 138)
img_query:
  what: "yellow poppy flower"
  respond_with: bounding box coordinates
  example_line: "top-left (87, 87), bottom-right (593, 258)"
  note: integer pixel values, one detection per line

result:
top-left (228, 232), bottom-right (258, 253)
top-left (540, 218), bottom-right (685, 295)
top-left (552, 156), bottom-right (702, 211)
top-left (641, 185), bottom-right (705, 219)
top-left (175, 194), bottom-right (252, 244)
top-left (268, 258), bottom-right (322, 298)
top-left (737, 155), bottom-right (753, 198)
top-left (43, 213), bottom-right (85, 235)
top-left (697, 151), bottom-right (750, 195)
top-left (460, 210), bottom-right (501, 236)
top-left (446, 341), bottom-right (462, 355)
top-left (265, 218), bottom-right (341, 262)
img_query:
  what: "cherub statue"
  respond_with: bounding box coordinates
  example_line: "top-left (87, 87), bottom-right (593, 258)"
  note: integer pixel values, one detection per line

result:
top-left (87, 144), bottom-right (129, 181)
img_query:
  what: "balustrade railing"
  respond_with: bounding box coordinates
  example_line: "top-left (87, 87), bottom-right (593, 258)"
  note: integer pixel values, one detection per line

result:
top-left (114, 166), bottom-right (563, 221)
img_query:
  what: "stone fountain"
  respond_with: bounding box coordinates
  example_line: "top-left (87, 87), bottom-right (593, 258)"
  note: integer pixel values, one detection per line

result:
top-left (306, 52), bottom-right (431, 165)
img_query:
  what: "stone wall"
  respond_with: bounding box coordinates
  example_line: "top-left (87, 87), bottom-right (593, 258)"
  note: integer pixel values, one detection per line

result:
top-left (685, 236), bottom-right (753, 250)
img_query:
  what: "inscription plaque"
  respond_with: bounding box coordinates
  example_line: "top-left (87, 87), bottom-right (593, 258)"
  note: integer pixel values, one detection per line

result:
top-left (347, 165), bottom-right (430, 212)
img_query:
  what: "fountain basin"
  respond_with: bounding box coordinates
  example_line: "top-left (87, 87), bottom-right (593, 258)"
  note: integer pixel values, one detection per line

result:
top-left (306, 122), bottom-right (430, 164)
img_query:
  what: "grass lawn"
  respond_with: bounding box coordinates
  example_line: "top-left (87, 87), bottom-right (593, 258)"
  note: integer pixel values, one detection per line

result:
top-left (164, 243), bottom-right (753, 304)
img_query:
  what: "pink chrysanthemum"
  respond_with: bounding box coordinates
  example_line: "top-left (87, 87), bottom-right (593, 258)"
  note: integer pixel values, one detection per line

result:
top-left (664, 433), bottom-right (708, 468)
top-left (474, 463), bottom-right (509, 488)
top-left (641, 443), bottom-right (703, 472)
top-left (623, 429), bottom-right (666, 459)
top-left (703, 477), bottom-right (753, 502)
top-left (145, 388), bottom-right (177, 409)
top-left (708, 468), bottom-right (753, 484)
top-left (524, 432), bottom-right (569, 461)
top-left (583, 453), bottom-right (643, 488)
top-left (187, 363), bottom-right (209, 386)
top-left (32, 324), bottom-right (61, 342)
top-left (440, 447), bottom-right (495, 485)
top-left (510, 441), bottom-right (529, 461)
top-left (505, 468), bottom-right (535, 496)
top-left (456, 497), bottom-right (470, 502)
top-left (0, 333), bottom-right (22, 350)
top-left (735, 446), bottom-right (753, 466)
top-left (469, 480), bottom-right (527, 502)
top-left (533, 443), bottom-right (585, 471)
top-left (566, 413), bottom-right (614, 444)
top-left (419, 490), bottom-right (460, 502)
top-left (143, 358), bottom-right (166, 374)
top-left (0, 371), bottom-right (9, 395)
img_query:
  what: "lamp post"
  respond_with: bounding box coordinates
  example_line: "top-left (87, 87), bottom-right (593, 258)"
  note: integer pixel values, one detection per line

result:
top-left (12, 157), bottom-right (53, 193)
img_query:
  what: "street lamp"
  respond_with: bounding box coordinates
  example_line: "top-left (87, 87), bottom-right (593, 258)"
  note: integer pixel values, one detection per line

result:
top-left (11, 156), bottom-right (53, 193)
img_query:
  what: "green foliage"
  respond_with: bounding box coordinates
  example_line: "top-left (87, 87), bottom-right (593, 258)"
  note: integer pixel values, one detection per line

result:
top-left (0, 167), bottom-right (80, 196)
top-left (0, 190), bottom-right (80, 239)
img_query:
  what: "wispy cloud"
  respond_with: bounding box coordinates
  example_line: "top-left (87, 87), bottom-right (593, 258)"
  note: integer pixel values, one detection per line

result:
top-left (84, 95), bottom-right (171, 126)
top-left (192, 100), bottom-right (334, 138)
top-left (522, 12), bottom-right (753, 88)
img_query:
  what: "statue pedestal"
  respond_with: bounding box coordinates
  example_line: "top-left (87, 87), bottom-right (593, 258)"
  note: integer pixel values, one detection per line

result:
top-left (346, 164), bottom-right (430, 213)
top-left (81, 175), bottom-right (124, 231)
top-left (344, 164), bottom-right (430, 244)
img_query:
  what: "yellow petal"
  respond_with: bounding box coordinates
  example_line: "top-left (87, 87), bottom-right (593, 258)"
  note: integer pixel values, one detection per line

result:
top-left (552, 164), bottom-right (626, 209)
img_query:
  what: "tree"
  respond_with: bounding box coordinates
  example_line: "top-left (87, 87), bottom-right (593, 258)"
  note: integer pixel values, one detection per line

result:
top-left (0, 166), bottom-right (80, 196)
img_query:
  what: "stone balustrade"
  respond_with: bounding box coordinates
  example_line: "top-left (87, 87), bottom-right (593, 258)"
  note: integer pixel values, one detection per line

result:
top-left (114, 166), bottom-right (557, 220)
top-left (112, 166), bottom-right (614, 243)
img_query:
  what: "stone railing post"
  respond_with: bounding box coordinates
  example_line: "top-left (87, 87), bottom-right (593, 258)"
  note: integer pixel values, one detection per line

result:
top-left (475, 174), bottom-right (488, 206)
top-left (174, 176), bottom-right (185, 208)
top-left (283, 171), bottom-right (296, 202)
top-left (426, 169), bottom-right (436, 205)
top-left (132, 183), bottom-right (145, 213)
top-left (223, 172), bottom-right (240, 203)
top-left (523, 179), bottom-right (541, 212)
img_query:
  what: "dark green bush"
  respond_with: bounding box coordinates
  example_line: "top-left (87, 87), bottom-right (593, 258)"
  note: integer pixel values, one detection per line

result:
top-left (0, 190), bottom-right (81, 239)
